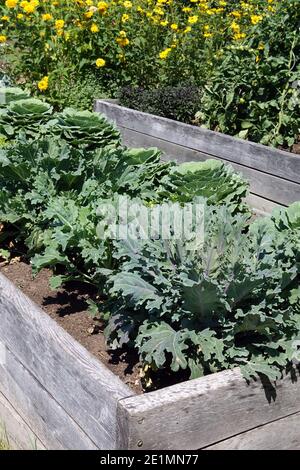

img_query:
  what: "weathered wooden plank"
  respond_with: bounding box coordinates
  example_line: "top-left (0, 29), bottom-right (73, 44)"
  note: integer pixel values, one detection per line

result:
top-left (246, 194), bottom-right (282, 216)
top-left (95, 101), bottom-right (300, 184)
top-left (120, 126), bottom-right (214, 161)
top-left (206, 412), bottom-right (300, 450)
top-left (116, 126), bottom-right (299, 207)
top-left (0, 345), bottom-right (98, 449)
top-left (117, 367), bottom-right (300, 450)
top-left (0, 390), bottom-right (45, 450)
top-left (0, 273), bottom-right (134, 450)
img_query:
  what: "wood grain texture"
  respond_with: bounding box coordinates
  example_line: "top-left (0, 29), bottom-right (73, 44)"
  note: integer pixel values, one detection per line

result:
top-left (246, 194), bottom-right (282, 217)
top-left (95, 101), bottom-right (300, 209)
top-left (95, 101), bottom-right (299, 183)
top-left (205, 412), bottom-right (300, 450)
top-left (0, 273), bottom-right (134, 449)
top-left (116, 126), bottom-right (299, 207)
top-left (117, 368), bottom-right (300, 450)
top-left (0, 390), bottom-right (45, 450)
top-left (0, 345), bottom-right (98, 449)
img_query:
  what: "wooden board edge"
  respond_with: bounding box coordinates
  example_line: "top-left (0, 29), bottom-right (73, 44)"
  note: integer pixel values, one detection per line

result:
top-left (204, 411), bottom-right (300, 450)
top-left (0, 390), bottom-right (45, 450)
top-left (117, 367), bottom-right (300, 450)
top-left (0, 272), bottom-right (136, 449)
top-left (0, 272), bottom-right (132, 399)
top-left (116, 125), bottom-right (297, 207)
top-left (94, 100), bottom-right (300, 184)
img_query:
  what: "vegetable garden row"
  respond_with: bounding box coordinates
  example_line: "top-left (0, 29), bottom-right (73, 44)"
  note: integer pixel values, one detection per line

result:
top-left (1, 86), bottom-right (300, 389)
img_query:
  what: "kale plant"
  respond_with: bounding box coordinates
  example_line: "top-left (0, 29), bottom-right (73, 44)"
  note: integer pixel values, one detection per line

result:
top-left (104, 202), bottom-right (300, 383)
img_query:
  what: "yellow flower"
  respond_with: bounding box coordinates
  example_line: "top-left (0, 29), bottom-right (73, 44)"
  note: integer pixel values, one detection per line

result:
top-left (17, 13), bottom-right (24, 19)
top-left (170, 23), bottom-right (178, 30)
top-left (90, 23), bottom-right (99, 33)
top-left (230, 21), bottom-right (240, 33)
top-left (251, 15), bottom-right (263, 25)
top-left (22, 2), bottom-right (36, 13)
top-left (121, 13), bottom-right (129, 23)
top-left (203, 32), bottom-right (213, 38)
top-left (183, 26), bottom-right (191, 33)
top-left (1, 16), bottom-right (10, 21)
top-left (188, 16), bottom-right (198, 24)
top-left (233, 32), bottom-right (246, 40)
top-left (97, 1), bottom-right (108, 13)
top-left (116, 37), bottom-right (129, 46)
top-left (42, 13), bottom-right (53, 21)
top-left (159, 47), bottom-right (172, 59)
top-left (231, 11), bottom-right (241, 18)
top-left (55, 19), bottom-right (65, 29)
top-left (96, 57), bottom-right (105, 67)
top-left (85, 10), bottom-right (94, 18)
top-left (5, 0), bottom-right (17, 8)
top-left (0, 35), bottom-right (7, 43)
top-left (38, 76), bottom-right (49, 92)
top-left (123, 1), bottom-right (132, 8)
top-left (160, 20), bottom-right (168, 26)
top-left (153, 7), bottom-right (164, 16)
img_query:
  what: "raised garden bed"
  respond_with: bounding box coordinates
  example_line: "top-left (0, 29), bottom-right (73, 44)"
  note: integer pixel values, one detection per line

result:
top-left (94, 100), bottom-right (300, 215)
top-left (1, 88), bottom-right (300, 450)
top-left (1, 265), bottom-right (300, 450)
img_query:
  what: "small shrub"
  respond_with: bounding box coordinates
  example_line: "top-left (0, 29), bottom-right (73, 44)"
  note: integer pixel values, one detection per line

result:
top-left (119, 84), bottom-right (201, 124)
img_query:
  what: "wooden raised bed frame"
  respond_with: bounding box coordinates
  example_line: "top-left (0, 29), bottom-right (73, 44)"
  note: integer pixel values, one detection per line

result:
top-left (94, 100), bottom-right (300, 216)
top-left (1, 273), bottom-right (300, 450)
top-left (1, 103), bottom-right (300, 449)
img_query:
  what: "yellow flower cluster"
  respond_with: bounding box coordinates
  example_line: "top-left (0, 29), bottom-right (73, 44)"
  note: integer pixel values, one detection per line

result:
top-left (20, 0), bottom-right (39, 14)
top-left (0, 0), bottom-right (281, 92)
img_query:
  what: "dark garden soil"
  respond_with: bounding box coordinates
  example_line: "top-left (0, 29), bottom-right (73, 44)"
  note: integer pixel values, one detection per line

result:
top-left (0, 259), bottom-right (144, 394)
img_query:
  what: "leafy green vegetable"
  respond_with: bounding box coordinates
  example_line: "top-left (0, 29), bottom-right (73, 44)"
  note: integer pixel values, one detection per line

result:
top-left (0, 87), bottom-right (30, 107)
top-left (104, 203), bottom-right (300, 383)
top-left (48, 107), bottom-right (121, 150)
top-left (3, 86), bottom-right (296, 390)
top-left (0, 138), bottom-right (173, 285)
top-left (0, 98), bottom-right (52, 140)
top-left (162, 159), bottom-right (249, 214)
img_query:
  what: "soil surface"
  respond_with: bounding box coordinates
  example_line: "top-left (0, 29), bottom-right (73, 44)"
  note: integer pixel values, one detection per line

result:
top-left (0, 259), bottom-right (144, 394)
